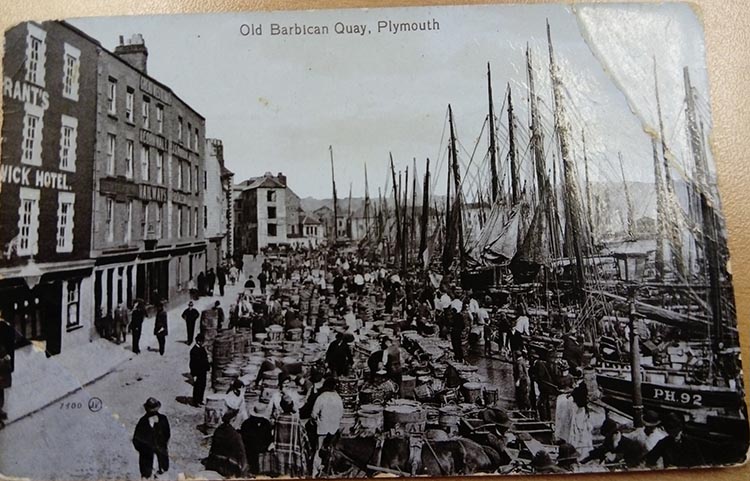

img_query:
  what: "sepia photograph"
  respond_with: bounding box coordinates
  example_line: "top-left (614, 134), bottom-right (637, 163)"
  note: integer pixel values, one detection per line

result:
top-left (0, 2), bottom-right (748, 479)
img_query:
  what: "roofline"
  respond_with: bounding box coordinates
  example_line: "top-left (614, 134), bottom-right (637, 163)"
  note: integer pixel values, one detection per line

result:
top-left (58, 20), bottom-right (206, 121)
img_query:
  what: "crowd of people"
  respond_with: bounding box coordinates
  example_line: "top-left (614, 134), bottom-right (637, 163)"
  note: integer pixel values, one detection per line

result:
top-left (126, 246), bottom-right (715, 478)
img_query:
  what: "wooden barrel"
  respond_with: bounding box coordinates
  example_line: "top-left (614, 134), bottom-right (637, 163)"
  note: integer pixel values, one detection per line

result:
top-left (483, 385), bottom-right (499, 406)
top-left (358, 404), bottom-right (384, 433)
top-left (338, 377), bottom-right (359, 396)
top-left (438, 405), bottom-right (461, 434)
top-left (383, 400), bottom-right (426, 435)
top-left (254, 333), bottom-right (268, 343)
top-left (341, 393), bottom-right (358, 410)
top-left (414, 383), bottom-right (433, 401)
top-left (286, 328), bottom-right (303, 341)
top-left (223, 367), bottom-right (240, 378)
top-left (339, 411), bottom-right (357, 435)
top-left (281, 357), bottom-right (303, 375)
top-left (461, 382), bottom-right (483, 404)
top-left (283, 340), bottom-right (303, 352)
top-left (213, 337), bottom-right (233, 366)
top-left (260, 387), bottom-right (278, 404)
top-left (245, 389), bottom-right (260, 405)
top-left (267, 326), bottom-right (284, 343)
top-left (400, 375), bottom-right (416, 399)
top-left (205, 394), bottom-right (226, 428)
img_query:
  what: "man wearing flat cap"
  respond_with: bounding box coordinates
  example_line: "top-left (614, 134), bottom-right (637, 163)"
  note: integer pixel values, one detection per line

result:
top-left (645, 413), bottom-right (705, 468)
top-left (132, 397), bottom-right (171, 478)
top-left (626, 409), bottom-right (667, 452)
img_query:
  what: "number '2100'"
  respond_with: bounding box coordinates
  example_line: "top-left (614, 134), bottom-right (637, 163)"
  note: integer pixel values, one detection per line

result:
top-left (653, 388), bottom-right (703, 406)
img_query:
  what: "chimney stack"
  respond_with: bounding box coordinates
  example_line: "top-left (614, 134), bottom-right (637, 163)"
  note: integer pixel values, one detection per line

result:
top-left (114, 33), bottom-right (149, 74)
top-left (277, 172), bottom-right (287, 187)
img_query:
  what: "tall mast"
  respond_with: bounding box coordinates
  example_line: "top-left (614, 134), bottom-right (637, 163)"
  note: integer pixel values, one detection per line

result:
top-left (390, 154), bottom-right (401, 268)
top-left (330, 145), bottom-right (338, 244)
top-left (582, 130), bottom-right (595, 244)
top-left (347, 182), bottom-right (353, 240)
top-left (619, 152), bottom-right (635, 239)
top-left (411, 158), bottom-right (418, 249)
top-left (443, 149), bottom-right (453, 273)
top-left (684, 67), bottom-right (707, 274)
top-left (507, 85), bottom-right (520, 205)
top-left (654, 58), bottom-right (686, 278)
top-left (364, 163), bottom-right (370, 241)
top-left (420, 158), bottom-right (431, 268)
top-left (651, 137), bottom-right (667, 280)
top-left (488, 63), bottom-right (500, 203)
top-left (547, 21), bottom-right (586, 292)
top-left (402, 166), bottom-right (409, 272)
top-left (448, 104), bottom-right (465, 270)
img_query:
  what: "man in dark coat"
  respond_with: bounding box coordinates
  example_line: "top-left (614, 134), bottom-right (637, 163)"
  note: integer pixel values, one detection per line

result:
top-left (0, 316), bottom-right (14, 422)
top-left (181, 301), bottom-right (200, 345)
top-left (213, 301), bottom-right (226, 331)
top-left (206, 268), bottom-right (217, 296)
top-left (217, 266), bottom-right (227, 297)
top-left (241, 403), bottom-right (274, 474)
top-left (129, 300), bottom-right (146, 354)
top-left (257, 271), bottom-right (267, 294)
top-left (205, 410), bottom-right (248, 477)
top-left (190, 333), bottom-right (211, 406)
top-left (325, 333), bottom-right (353, 376)
top-left (582, 418), bottom-right (649, 468)
top-left (133, 397), bottom-right (171, 478)
top-left (197, 271), bottom-right (207, 296)
top-left (645, 413), bottom-right (706, 468)
top-left (154, 303), bottom-right (168, 356)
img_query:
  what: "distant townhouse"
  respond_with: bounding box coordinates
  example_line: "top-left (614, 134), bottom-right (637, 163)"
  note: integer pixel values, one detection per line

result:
top-left (90, 33), bottom-right (207, 319)
top-left (0, 21), bottom-right (98, 355)
top-left (204, 138), bottom-right (234, 270)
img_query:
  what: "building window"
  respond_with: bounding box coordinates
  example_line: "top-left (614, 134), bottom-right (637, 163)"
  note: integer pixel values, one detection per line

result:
top-left (66, 280), bottom-right (81, 329)
top-left (125, 87), bottom-right (134, 122)
top-left (178, 116), bottom-right (183, 142)
top-left (125, 140), bottom-right (134, 179)
top-left (156, 104), bottom-right (163, 134)
top-left (56, 191), bottom-right (75, 253)
top-left (106, 133), bottom-right (116, 175)
top-left (107, 78), bottom-right (117, 115)
top-left (195, 166), bottom-right (199, 192)
top-left (25, 24), bottom-right (46, 87)
top-left (186, 163), bottom-right (192, 191)
top-left (142, 96), bottom-right (150, 129)
top-left (187, 122), bottom-right (192, 147)
top-left (141, 145), bottom-right (149, 181)
top-left (105, 198), bottom-right (114, 243)
top-left (203, 205), bottom-right (208, 229)
top-left (194, 128), bottom-right (199, 151)
top-left (17, 187), bottom-right (40, 256)
top-left (62, 43), bottom-right (80, 101)
top-left (59, 115), bottom-right (77, 172)
top-left (156, 150), bottom-right (164, 184)
top-left (268, 206), bottom-right (277, 219)
top-left (176, 160), bottom-right (183, 189)
top-left (203, 171), bottom-right (207, 190)
top-left (141, 201), bottom-right (149, 238)
top-left (194, 207), bottom-right (198, 236)
top-left (267, 190), bottom-right (276, 202)
top-left (268, 223), bottom-right (277, 237)
top-left (177, 205), bottom-right (183, 237)
top-left (155, 202), bottom-right (163, 237)
top-left (22, 104), bottom-right (43, 166)
top-left (125, 200), bottom-right (132, 244)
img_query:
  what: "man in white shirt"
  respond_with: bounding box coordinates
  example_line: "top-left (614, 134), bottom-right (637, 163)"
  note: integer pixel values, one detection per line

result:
top-left (311, 378), bottom-right (344, 476)
top-left (626, 409), bottom-right (668, 452)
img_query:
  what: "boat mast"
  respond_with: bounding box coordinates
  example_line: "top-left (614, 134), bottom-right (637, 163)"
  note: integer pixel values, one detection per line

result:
top-left (364, 163), bottom-right (370, 242)
top-left (390, 154), bottom-right (401, 269)
top-left (403, 165), bottom-right (410, 272)
top-left (547, 21), bottom-right (586, 292)
top-left (619, 152), bottom-right (635, 240)
top-left (684, 67), bottom-right (707, 276)
top-left (583, 130), bottom-right (595, 244)
top-left (654, 58), bottom-right (686, 278)
top-left (448, 104), bottom-right (465, 270)
top-left (443, 145), bottom-right (453, 273)
top-left (651, 137), bottom-right (667, 280)
top-left (420, 158), bottom-right (431, 268)
top-left (330, 145), bottom-right (338, 245)
top-left (507, 86), bottom-right (520, 205)
top-left (411, 158), bottom-right (418, 251)
top-left (488, 63), bottom-right (500, 203)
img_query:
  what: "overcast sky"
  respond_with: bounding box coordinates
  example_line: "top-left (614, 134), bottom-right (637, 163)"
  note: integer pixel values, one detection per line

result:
top-left (69, 3), bottom-right (710, 200)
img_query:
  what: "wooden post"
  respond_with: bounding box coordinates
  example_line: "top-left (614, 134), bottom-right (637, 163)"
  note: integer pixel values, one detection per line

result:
top-left (628, 286), bottom-right (644, 428)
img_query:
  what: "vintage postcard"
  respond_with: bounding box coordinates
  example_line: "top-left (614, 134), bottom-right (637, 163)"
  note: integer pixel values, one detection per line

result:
top-left (0, 2), bottom-right (747, 479)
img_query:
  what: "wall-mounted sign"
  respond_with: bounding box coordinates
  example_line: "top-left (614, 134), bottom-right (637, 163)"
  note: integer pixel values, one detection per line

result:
top-left (3, 76), bottom-right (49, 110)
top-left (139, 183), bottom-right (167, 202)
top-left (99, 177), bottom-right (139, 197)
top-left (172, 191), bottom-right (190, 205)
top-left (140, 129), bottom-right (167, 151)
top-left (1, 164), bottom-right (70, 190)
top-left (140, 76), bottom-right (172, 105)
top-left (171, 141), bottom-right (191, 161)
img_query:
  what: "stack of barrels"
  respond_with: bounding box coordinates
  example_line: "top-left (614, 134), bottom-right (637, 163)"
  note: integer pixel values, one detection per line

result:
top-left (211, 333), bottom-right (234, 390)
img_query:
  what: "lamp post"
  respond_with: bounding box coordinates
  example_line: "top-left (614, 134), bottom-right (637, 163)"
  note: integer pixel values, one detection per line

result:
top-left (20, 257), bottom-right (43, 290)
